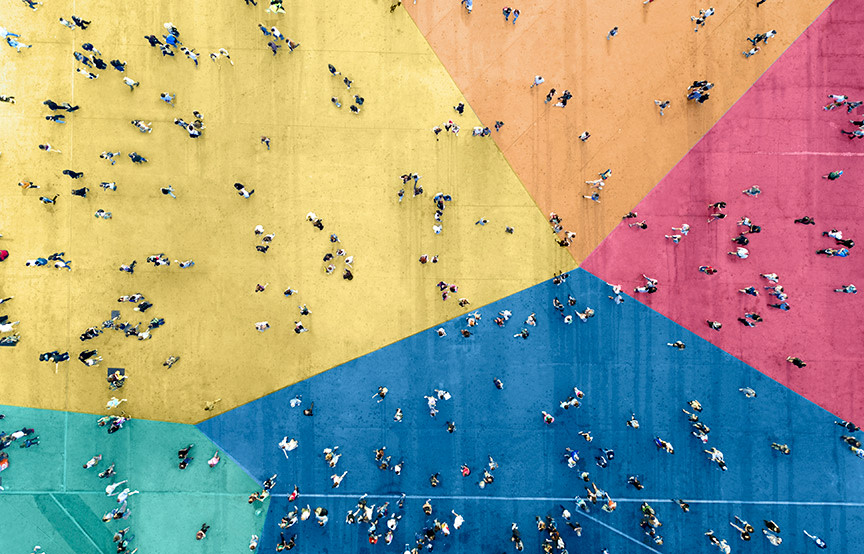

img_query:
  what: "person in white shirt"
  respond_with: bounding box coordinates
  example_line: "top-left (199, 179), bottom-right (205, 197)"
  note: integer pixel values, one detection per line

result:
top-left (330, 471), bottom-right (347, 488)
top-left (451, 510), bottom-right (464, 529)
top-left (279, 437), bottom-right (298, 458)
top-left (105, 480), bottom-right (127, 496)
top-left (116, 488), bottom-right (139, 503)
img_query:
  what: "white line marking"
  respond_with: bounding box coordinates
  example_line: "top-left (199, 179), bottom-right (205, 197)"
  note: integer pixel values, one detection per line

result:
top-left (265, 493), bottom-right (864, 507)
top-left (580, 511), bottom-right (663, 553)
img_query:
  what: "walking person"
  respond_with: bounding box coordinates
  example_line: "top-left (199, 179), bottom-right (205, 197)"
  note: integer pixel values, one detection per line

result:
top-left (654, 100), bottom-right (670, 115)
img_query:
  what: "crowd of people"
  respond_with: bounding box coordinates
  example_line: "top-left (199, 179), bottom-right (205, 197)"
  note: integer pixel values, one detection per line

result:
top-left (1, 0), bottom-right (859, 552)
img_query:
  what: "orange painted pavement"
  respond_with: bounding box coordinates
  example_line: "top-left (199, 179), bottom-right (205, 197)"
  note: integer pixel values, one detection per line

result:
top-left (405, 0), bottom-right (834, 263)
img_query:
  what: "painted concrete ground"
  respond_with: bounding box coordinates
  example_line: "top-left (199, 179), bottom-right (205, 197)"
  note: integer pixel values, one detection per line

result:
top-left (199, 270), bottom-right (864, 553)
top-left (0, 405), bottom-right (264, 553)
top-left (582, 0), bottom-right (864, 424)
top-left (0, 0), bottom-right (571, 423)
top-left (405, 0), bottom-right (834, 263)
top-left (1, 0), bottom-right (862, 552)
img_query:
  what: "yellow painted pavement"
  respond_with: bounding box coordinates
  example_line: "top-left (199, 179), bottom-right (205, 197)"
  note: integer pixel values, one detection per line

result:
top-left (0, 0), bottom-right (573, 423)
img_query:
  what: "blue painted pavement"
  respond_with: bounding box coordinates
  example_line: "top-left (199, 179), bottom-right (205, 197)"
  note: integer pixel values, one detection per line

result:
top-left (198, 268), bottom-right (864, 553)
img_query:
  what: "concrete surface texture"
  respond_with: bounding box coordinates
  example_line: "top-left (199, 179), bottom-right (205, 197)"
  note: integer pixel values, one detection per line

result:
top-left (0, 0), bottom-right (572, 423)
top-left (2, 0), bottom-right (862, 552)
top-left (0, 404), bottom-right (265, 553)
top-left (405, 0), bottom-right (834, 263)
top-left (582, 0), bottom-right (864, 424)
top-left (199, 270), bottom-right (864, 553)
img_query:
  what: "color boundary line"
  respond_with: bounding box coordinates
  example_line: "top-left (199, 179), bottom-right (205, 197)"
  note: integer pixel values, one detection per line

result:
top-left (194, 270), bottom-right (580, 427)
top-left (577, 0), bottom-right (838, 267)
top-left (48, 493), bottom-right (105, 554)
top-left (194, 428), bottom-right (265, 487)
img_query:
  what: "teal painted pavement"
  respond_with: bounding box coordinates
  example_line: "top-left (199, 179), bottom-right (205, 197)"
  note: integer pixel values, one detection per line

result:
top-left (0, 405), bottom-right (266, 553)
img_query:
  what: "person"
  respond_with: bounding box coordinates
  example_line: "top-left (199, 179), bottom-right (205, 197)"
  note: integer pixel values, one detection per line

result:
top-left (704, 447), bottom-right (726, 470)
top-left (816, 247), bottom-right (849, 257)
top-left (730, 519), bottom-right (752, 541)
top-left (803, 530), bottom-right (828, 549)
top-left (705, 530), bottom-right (731, 553)
top-left (100, 151), bottom-right (120, 165)
top-left (78, 349), bottom-right (102, 366)
top-left (76, 68), bottom-right (99, 79)
top-left (607, 26), bottom-right (618, 40)
top-left (770, 442), bottom-right (791, 454)
top-left (6, 36), bottom-right (32, 52)
top-left (654, 99), bottom-right (670, 115)
top-left (131, 120), bottom-right (151, 133)
top-left (177, 445), bottom-right (194, 461)
top-left (787, 356), bottom-right (806, 368)
top-left (234, 183), bottom-right (254, 198)
top-left (98, 463), bottom-right (116, 479)
top-left (196, 524), bottom-right (210, 540)
top-left (116, 488), bottom-right (139, 503)
top-left (279, 436), bottom-right (298, 457)
top-left (634, 274), bottom-right (658, 294)
top-left (84, 454), bottom-right (102, 469)
top-left (742, 185), bottom-right (761, 196)
top-left (763, 529), bottom-right (782, 546)
top-left (374, 386), bottom-right (388, 402)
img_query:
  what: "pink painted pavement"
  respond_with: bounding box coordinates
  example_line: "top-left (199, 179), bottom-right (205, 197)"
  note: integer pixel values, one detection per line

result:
top-left (582, 0), bottom-right (864, 423)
